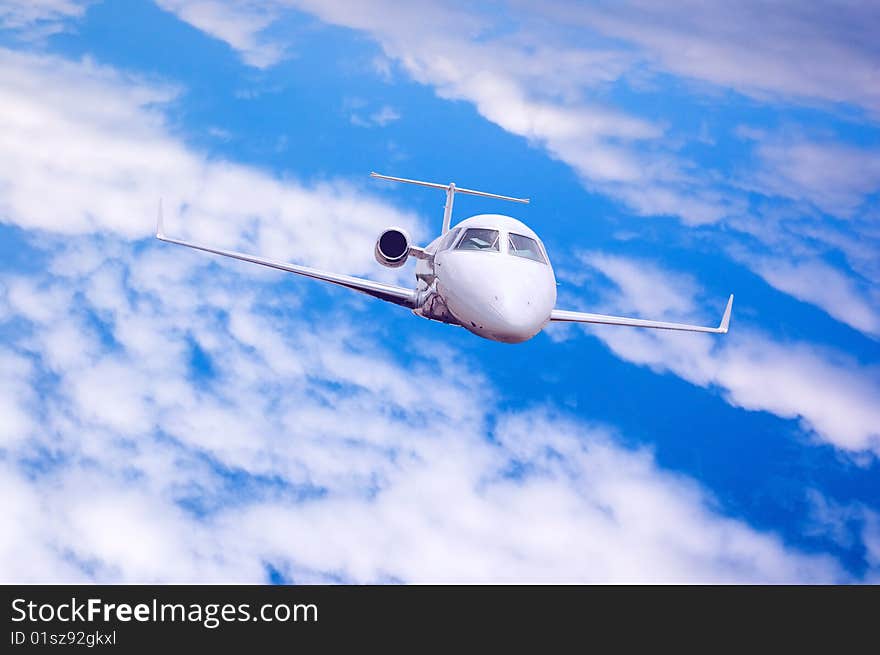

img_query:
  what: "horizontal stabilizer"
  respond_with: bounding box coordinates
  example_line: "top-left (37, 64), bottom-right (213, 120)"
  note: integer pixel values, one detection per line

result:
top-left (370, 172), bottom-right (529, 204)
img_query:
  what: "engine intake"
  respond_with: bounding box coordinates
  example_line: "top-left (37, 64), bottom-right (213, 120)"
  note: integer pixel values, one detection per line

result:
top-left (375, 227), bottom-right (411, 268)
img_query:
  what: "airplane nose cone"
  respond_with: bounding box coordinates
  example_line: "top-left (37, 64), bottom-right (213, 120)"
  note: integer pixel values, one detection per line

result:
top-left (485, 288), bottom-right (550, 343)
top-left (438, 250), bottom-right (556, 343)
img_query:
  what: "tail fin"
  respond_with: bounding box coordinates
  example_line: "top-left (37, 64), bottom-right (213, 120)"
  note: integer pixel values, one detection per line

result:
top-left (370, 172), bottom-right (529, 234)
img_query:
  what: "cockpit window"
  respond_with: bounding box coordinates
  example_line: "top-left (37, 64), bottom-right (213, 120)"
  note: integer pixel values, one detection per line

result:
top-left (438, 227), bottom-right (461, 251)
top-left (456, 228), bottom-right (500, 252)
top-left (508, 233), bottom-right (546, 263)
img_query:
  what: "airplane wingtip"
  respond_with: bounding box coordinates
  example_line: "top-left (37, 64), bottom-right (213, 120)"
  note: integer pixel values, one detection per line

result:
top-left (156, 198), bottom-right (165, 239)
top-left (719, 293), bottom-right (734, 333)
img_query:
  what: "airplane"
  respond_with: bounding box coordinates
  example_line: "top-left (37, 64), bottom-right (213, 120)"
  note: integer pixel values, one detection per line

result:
top-left (156, 172), bottom-right (733, 343)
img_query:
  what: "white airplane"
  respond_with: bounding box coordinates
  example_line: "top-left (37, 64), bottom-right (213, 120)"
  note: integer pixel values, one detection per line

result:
top-left (157, 172), bottom-right (733, 343)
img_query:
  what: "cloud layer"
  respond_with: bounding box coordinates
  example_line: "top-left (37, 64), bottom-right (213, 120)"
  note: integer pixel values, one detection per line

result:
top-left (0, 1), bottom-right (877, 584)
top-left (0, 237), bottom-right (845, 582)
top-left (0, 47), bottom-right (422, 277)
top-left (0, 27), bottom-right (859, 583)
top-left (553, 252), bottom-right (880, 454)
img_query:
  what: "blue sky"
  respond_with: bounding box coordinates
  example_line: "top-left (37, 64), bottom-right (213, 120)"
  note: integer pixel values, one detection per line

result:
top-left (0, 0), bottom-right (878, 582)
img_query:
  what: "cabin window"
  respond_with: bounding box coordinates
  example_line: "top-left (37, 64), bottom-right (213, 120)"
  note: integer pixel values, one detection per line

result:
top-left (456, 228), bottom-right (500, 252)
top-left (507, 233), bottom-right (546, 263)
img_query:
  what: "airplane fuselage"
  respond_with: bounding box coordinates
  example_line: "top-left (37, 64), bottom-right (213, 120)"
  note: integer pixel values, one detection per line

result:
top-left (413, 214), bottom-right (556, 343)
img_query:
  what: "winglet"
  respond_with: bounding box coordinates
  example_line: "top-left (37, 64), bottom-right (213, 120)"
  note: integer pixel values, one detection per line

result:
top-left (718, 294), bottom-right (734, 333)
top-left (156, 198), bottom-right (165, 239)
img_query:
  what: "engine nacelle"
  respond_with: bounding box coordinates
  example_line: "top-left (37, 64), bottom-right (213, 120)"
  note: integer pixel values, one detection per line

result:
top-left (374, 227), bottom-right (411, 268)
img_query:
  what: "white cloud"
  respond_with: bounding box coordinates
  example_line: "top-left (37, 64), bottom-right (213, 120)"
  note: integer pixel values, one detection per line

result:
top-left (0, 0), bottom-right (89, 38)
top-left (805, 491), bottom-right (880, 583)
top-left (291, 0), bottom-right (664, 182)
top-left (744, 256), bottom-right (880, 337)
top-left (0, 239), bottom-right (848, 582)
top-left (555, 252), bottom-right (880, 454)
top-left (155, 0), bottom-right (287, 68)
top-left (351, 104), bottom-right (401, 128)
top-left (865, 512), bottom-right (880, 578)
top-left (228, 412), bottom-right (843, 583)
top-left (159, 0), bottom-right (730, 221)
top-left (580, 252), bottom-right (700, 318)
top-left (723, 196), bottom-right (880, 340)
top-left (546, 0), bottom-right (880, 115)
top-left (0, 48), bottom-right (423, 276)
top-left (163, 1), bottom-right (880, 221)
top-left (737, 134), bottom-right (880, 219)
top-left (0, 347), bottom-right (35, 448)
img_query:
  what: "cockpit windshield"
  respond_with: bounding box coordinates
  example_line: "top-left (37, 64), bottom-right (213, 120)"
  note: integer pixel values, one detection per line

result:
top-left (456, 228), bottom-right (500, 252)
top-left (437, 227), bottom-right (461, 251)
top-left (508, 233), bottom-right (546, 263)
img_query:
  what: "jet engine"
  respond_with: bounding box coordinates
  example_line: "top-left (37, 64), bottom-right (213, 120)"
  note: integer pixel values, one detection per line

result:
top-left (374, 227), bottom-right (411, 268)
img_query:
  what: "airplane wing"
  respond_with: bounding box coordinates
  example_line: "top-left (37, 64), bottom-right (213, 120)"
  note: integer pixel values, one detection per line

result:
top-left (155, 206), bottom-right (417, 308)
top-left (550, 294), bottom-right (733, 334)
